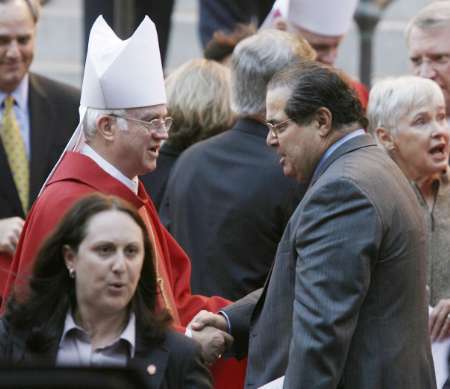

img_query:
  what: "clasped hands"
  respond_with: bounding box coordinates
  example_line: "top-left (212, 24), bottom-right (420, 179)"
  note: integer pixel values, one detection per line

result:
top-left (188, 310), bottom-right (232, 365)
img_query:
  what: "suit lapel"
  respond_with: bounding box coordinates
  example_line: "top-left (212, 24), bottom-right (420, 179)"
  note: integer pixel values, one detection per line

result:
top-left (252, 134), bottom-right (376, 322)
top-left (309, 134), bottom-right (376, 188)
top-left (28, 74), bottom-right (55, 202)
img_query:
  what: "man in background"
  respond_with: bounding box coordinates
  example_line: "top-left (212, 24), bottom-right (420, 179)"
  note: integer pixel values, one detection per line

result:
top-left (264, 0), bottom-right (368, 107)
top-left (406, 1), bottom-right (450, 121)
top-left (0, 0), bottom-right (79, 293)
top-left (159, 30), bottom-right (314, 301)
top-left (198, 0), bottom-right (274, 48)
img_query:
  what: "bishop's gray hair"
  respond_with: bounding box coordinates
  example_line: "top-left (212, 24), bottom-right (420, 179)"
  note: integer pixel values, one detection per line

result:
top-left (83, 108), bottom-right (128, 141)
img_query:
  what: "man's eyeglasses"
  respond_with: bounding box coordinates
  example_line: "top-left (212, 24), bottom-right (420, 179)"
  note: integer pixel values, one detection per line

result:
top-left (266, 118), bottom-right (291, 138)
top-left (108, 114), bottom-right (173, 134)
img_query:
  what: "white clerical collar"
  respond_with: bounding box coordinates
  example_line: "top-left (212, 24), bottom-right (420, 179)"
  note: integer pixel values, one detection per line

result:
top-left (80, 144), bottom-right (139, 194)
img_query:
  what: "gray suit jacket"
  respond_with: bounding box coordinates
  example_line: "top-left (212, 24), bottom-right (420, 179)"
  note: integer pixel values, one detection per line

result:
top-left (225, 134), bottom-right (436, 389)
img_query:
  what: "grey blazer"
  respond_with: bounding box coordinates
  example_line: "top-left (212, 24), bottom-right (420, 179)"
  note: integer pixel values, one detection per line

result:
top-left (225, 134), bottom-right (436, 389)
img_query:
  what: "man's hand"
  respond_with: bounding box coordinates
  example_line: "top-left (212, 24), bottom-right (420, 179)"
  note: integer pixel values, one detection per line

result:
top-left (191, 325), bottom-right (233, 365)
top-left (429, 299), bottom-right (450, 341)
top-left (0, 217), bottom-right (25, 255)
top-left (189, 309), bottom-right (228, 332)
top-left (188, 310), bottom-right (232, 364)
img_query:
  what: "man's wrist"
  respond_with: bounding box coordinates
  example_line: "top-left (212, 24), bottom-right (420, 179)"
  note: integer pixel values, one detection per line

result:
top-left (219, 310), bottom-right (231, 334)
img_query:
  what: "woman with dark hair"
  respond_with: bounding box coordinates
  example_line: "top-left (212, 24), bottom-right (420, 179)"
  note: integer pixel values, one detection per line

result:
top-left (0, 193), bottom-right (212, 388)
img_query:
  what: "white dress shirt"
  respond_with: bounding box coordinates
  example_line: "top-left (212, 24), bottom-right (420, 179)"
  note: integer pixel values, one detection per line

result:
top-left (0, 74), bottom-right (31, 157)
top-left (56, 310), bottom-right (136, 367)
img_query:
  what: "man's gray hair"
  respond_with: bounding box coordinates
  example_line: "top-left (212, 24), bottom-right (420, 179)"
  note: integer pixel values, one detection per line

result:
top-left (230, 29), bottom-right (315, 116)
top-left (83, 108), bottom-right (128, 141)
top-left (367, 76), bottom-right (444, 137)
top-left (405, 1), bottom-right (450, 43)
top-left (0, 0), bottom-right (41, 23)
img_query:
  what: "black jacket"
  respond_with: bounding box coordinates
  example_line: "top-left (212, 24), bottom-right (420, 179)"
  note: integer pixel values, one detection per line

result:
top-left (0, 318), bottom-right (212, 389)
top-left (160, 118), bottom-right (306, 300)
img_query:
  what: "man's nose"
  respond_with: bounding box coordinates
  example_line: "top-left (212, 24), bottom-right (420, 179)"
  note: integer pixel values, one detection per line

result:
top-left (318, 48), bottom-right (338, 66)
top-left (5, 40), bottom-right (20, 58)
top-left (266, 130), bottom-right (278, 147)
top-left (152, 130), bottom-right (169, 141)
top-left (417, 60), bottom-right (437, 79)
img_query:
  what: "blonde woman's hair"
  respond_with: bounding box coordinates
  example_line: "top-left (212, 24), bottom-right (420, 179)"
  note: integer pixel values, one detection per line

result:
top-left (165, 58), bottom-right (235, 150)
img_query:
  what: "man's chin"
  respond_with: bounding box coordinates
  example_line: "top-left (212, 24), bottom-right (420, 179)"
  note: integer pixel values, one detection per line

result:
top-left (142, 162), bottom-right (157, 175)
top-left (0, 72), bottom-right (25, 93)
top-left (283, 166), bottom-right (296, 179)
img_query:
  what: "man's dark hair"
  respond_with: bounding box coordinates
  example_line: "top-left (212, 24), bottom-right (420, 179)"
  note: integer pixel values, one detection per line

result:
top-left (203, 23), bottom-right (257, 62)
top-left (5, 194), bottom-right (171, 353)
top-left (269, 61), bottom-right (368, 130)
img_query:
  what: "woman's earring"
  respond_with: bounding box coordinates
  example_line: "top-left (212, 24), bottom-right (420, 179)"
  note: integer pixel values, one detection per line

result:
top-left (68, 268), bottom-right (76, 279)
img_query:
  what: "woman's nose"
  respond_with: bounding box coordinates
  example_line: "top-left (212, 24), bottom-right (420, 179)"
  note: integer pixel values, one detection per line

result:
top-left (111, 253), bottom-right (126, 273)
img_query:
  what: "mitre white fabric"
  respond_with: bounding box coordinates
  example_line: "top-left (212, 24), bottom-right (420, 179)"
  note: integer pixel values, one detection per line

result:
top-left (39, 15), bottom-right (166, 194)
top-left (262, 0), bottom-right (358, 36)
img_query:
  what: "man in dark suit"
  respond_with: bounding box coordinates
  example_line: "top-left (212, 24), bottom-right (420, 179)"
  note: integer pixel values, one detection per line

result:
top-left (191, 62), bottom-right (436, 388)
top-left (198, 0), bottom-right (275, 48)
top-left (159, 29), bottom-right (315, 300)
top-left (0, 0), bottom-right (79, 288)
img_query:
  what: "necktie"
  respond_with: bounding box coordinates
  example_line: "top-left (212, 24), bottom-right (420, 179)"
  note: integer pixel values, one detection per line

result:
top-left (1, 96), bottom-right (29, 213)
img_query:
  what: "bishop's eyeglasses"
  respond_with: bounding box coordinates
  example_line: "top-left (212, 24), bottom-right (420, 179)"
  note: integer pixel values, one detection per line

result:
top-left (108, 114), bottom-right (173, 134)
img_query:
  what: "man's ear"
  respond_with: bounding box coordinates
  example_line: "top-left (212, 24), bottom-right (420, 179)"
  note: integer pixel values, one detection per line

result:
top-left (315, 107), bottom-right (333, 138)
top-left (375, 127), bottom-right (395, 151)
top-left (96, 115), bottom-right (115, 141)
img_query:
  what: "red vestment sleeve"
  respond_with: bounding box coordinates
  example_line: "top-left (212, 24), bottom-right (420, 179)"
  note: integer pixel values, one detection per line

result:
top-left (0, 253), bottom-right (11, 303)
top-left (145, 200), bottom-right (229, 326)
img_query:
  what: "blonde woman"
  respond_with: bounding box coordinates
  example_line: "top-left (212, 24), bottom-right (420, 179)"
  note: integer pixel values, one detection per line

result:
top-left (141, 59), bottom-right (235, 208)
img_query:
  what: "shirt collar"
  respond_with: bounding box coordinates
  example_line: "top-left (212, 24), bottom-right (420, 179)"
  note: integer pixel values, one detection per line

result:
top-left (59, 310), bottom-right (137, 358)
top-left (313, 129), bottom-right (366, 178)
top-left (80, 144), bottom-right (139, 194)
top-left (0, 74), bottom-right (29, 110)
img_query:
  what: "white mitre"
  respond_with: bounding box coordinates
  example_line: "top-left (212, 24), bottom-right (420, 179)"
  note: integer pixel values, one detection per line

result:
top-left (40, 15), bottom-right (166, 193)
top-left (262, 0), bottom-right (358, 36)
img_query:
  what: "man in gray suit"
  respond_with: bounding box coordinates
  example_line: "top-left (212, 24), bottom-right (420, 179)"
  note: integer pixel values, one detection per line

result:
top-left (191, 62), bottom-right (436, 388)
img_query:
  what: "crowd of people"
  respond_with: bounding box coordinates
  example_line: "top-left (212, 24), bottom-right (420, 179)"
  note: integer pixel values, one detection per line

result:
top-left (1, 0), bottom-right (450, 388)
